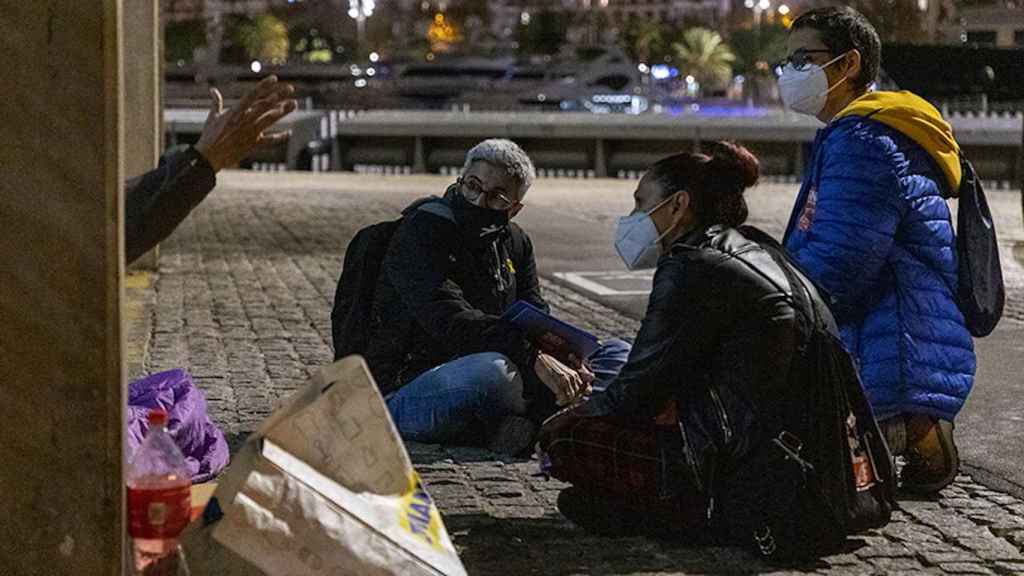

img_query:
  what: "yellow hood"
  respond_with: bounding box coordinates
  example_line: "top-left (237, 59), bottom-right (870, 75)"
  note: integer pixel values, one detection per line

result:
top-left (834, 91), bottom-right (961, 190)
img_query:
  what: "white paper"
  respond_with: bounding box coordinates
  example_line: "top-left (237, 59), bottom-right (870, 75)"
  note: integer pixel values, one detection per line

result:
top-left (184, 356), bottom-right (468, 576)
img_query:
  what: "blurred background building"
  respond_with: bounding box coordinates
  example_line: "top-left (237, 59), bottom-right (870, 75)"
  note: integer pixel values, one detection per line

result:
top-left (158, 0), bottom-right (1024, 114)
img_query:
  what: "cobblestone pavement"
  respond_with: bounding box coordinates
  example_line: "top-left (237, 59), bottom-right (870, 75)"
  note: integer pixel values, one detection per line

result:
top-left (130, 174), bottom-right (1024, 575)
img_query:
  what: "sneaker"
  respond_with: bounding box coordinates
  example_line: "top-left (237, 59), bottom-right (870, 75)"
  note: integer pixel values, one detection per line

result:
top-left (487, 415), bottom-right (538, 457)
top-left (901, 415), bottom-right (959, 494)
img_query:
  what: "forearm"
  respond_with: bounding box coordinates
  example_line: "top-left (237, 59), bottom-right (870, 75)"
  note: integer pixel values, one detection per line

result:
top-left (124, 147), bottom-right (216, 263)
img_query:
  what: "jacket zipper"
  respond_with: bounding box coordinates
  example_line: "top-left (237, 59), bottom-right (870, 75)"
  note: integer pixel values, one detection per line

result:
top-left (676, 420), bottom-right (704, 493)
top-left (491, 242), bottom-right (508, 293)
top-left (707, 387), bottom-right (733, 446)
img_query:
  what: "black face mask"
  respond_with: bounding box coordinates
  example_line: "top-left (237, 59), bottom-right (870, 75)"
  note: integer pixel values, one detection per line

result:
top-left (449, 186), bottom-right (510, 239)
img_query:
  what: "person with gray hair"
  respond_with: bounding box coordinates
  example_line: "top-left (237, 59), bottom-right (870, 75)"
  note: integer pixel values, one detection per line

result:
top-left (462, 138), bottom-right (536, 196)
top-left (348, 138), bottom-right (630, 456)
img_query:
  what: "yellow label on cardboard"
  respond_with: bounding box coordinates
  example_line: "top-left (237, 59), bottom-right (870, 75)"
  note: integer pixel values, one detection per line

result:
top-left (399, 472), bottom-right (444, 550)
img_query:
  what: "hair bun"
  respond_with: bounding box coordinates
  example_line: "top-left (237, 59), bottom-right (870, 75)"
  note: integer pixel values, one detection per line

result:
top-left (706, 141), bottom-right (760, 191)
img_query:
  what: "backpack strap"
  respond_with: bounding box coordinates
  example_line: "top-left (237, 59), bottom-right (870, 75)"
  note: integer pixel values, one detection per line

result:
top-left (404, 195), bottom-right (456, 222)
top-left (416, 199), bottom-right (455, 222)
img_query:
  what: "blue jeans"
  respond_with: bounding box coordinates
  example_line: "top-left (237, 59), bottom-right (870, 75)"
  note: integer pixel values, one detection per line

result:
top-left (386, 339), bottom-right (632, 445)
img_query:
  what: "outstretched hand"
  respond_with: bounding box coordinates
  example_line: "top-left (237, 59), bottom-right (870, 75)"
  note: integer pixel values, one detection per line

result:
top-left (194, 75), bottom-right (298, 172)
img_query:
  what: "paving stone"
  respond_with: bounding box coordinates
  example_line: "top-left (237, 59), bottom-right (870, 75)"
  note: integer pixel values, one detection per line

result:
top-left (822, 553), bottom-right (862, 566)
top-left (921, 550), bottom-right (988, 565)
top-left (125, 180), bottom-right (1024, 576)
top-left (955, 536), bottom-right (1023, 561)
top-left (1005, 531), bottom-right (1024, 549)
top-left (948, 498), bottom-right (999, 510)
top-left (992, 561), bottom-right (1024, 575)
top-left (869, 556), bottom-right (929, 571)
top-left (938, 562), bottom-right (996, 574)
top-left (813, 567), bottom-right (875, 576)
top-left (479, 482), bottom-right (529, 499)
top-left (854, 542), bottom-right (916, 558)
top-left (489, 505), bottom-right (549, 519)
top-left (883, 521), bottom-right (945, 544)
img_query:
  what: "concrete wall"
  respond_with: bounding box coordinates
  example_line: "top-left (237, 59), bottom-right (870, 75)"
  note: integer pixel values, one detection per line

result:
top-left (125, 0), bottom-right (162, 270)
top-left (325, 110), bottom-right (1023, 182)
top-left (0, 2), bottom-right (125, 575)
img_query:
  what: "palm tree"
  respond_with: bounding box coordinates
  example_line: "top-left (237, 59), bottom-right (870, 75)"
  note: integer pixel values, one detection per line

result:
top-left (671, 28), bottom-right (735, 96)
top-left (236, 15), bottom-right (290, 64)
top-left (729, 24), bottom-right (787, 79)
top-left (626, 17), bottom-right (664, 64)
top-left (728, 24), bottom-right (787, 104)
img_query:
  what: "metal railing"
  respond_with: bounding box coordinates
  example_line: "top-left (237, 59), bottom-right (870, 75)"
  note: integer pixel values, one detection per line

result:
top-left (164, 108), bottom-right (1024, 185)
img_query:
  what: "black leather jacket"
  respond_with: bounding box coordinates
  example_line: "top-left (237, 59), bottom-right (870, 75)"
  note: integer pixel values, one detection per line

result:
top-left (578, 224), bottom-right (817, 498)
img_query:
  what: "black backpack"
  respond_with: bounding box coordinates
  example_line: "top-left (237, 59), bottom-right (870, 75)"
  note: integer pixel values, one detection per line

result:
top-left (946, 157), bottom-right (1005, 337)
top-left (719, 229), bottom-right (896, 563)
top-left (331, 198), bottom-right (454, 360)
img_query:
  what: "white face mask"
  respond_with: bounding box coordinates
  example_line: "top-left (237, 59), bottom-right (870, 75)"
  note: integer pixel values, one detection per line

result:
top-left (777, 52), bottom-right (848, 117)
top-left (614, 194), bottom-right (679, 270)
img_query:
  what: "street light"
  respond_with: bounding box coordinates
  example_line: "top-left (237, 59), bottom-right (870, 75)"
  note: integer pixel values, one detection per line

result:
top-left (752, 0), bottom-right (771, 27)
top-left (348, 0), bottom-right (375, 60)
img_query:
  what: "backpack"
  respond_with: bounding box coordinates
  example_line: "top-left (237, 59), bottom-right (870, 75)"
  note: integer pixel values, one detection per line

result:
top-left (330, 198), bottom-right (454, 360)
top-left (945, 157), bottom-right (1005, 337)
top-left (718, 229), bottom-right (896, 563)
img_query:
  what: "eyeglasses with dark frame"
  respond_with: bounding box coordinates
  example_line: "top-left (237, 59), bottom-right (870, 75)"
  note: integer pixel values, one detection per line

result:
top-left (458, 176), bottom-right (520, 211)
top-left (773, 49), bottom-right (834, 75)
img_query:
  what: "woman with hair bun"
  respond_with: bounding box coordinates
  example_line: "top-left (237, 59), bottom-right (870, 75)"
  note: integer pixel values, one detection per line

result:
top-left (537, 141), bottom-right (884, 551)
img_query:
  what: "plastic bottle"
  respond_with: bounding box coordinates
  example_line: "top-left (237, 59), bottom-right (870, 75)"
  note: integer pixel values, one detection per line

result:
top-left (127, 409), bottom-right (191, 576)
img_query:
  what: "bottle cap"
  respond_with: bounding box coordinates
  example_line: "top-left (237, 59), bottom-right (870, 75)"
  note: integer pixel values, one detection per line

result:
top-left (147, 408), bottom-right (169, 427)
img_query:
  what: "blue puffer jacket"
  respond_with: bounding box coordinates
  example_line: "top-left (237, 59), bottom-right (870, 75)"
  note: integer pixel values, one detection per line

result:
top-left (783, 91), bottom-right (976, 422)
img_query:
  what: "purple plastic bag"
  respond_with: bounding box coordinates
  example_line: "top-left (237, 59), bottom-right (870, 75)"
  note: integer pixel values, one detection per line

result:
top-left (127, 369), bottom-right (229, 484)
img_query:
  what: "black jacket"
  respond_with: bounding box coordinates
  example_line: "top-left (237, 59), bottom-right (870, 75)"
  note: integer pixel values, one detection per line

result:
top-left (364, 190), bottom-right (549, 401)
top-left (580, 225), bottom-right (817, 494)
top-left (124, 147), bottom-right (216, 263)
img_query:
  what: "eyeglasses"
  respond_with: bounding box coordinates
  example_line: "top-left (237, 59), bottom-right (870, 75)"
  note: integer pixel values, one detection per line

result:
top-left (773, 49), bottom-right (834, 74)
top-left (459, 176), bottom-right (519, 211)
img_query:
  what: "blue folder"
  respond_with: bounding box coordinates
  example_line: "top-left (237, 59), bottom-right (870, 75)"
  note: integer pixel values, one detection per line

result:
top-left (501, 300), bottom-right (600, 360)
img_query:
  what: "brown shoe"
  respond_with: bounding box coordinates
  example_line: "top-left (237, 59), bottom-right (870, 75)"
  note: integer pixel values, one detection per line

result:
top-left (878, 415), bottom-right (907, 456)
top-left (901, 415), bottom-right (959, 494)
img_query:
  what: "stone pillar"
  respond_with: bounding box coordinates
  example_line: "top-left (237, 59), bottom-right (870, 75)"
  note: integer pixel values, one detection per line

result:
top-left (594, 138), bottom-right (608, 178)
top-left (0, 1), bottom-right (125, 575)
top-left (125, 0), bottom-right (162, 270)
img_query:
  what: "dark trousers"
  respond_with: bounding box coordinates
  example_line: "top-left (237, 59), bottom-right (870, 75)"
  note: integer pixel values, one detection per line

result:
top-left (539, 409), bottom-right (710, 533)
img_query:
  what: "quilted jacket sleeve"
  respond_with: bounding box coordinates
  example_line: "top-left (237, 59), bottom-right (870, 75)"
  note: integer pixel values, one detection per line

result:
top-left (788, 126), bottom-right (906, 323)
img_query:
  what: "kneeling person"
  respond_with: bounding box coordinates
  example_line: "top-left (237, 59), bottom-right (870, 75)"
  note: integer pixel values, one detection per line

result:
top-left (348, 139), bottom-right (628, 455)
top-left (539, 142), bottom-right (893, 560)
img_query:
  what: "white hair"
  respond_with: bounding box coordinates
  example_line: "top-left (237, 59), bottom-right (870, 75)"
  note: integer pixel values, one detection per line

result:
top-left (462, 139), bottom-right (536, 195)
